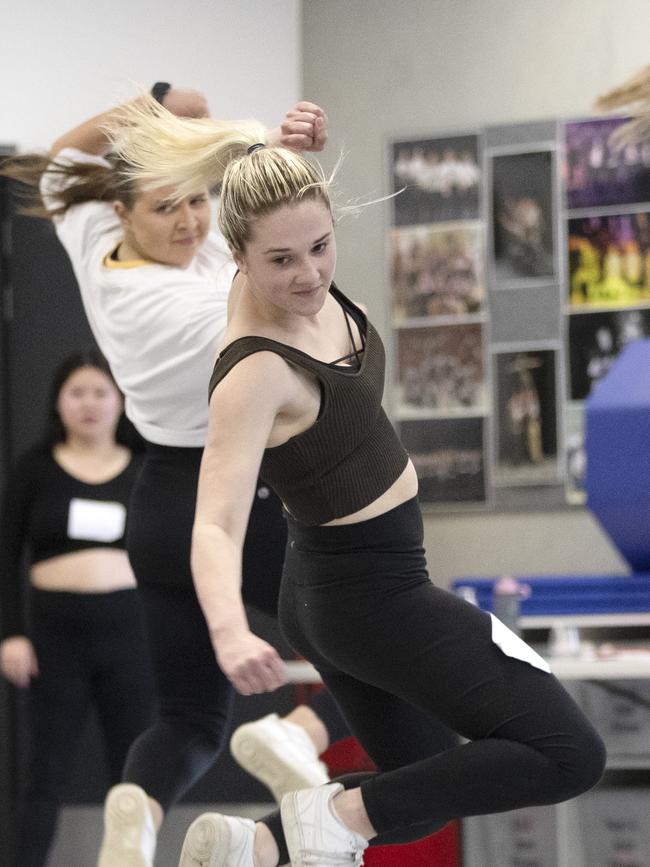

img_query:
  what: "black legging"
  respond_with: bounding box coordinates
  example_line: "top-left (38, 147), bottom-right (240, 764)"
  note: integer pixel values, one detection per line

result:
top-left (123, 443), bottom-right (349, 811)
top-left (260, 496), bottom-right (606, 852)
top-left (17, 588), bottom-right (154, 867)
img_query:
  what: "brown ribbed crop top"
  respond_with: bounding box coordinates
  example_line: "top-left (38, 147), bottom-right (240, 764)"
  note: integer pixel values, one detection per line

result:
top-left (208, 284), bottom-right (409, 525)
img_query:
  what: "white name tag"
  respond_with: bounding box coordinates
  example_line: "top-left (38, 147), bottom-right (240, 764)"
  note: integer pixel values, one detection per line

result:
top-left (67, 498), bottom-right (126, 543)
top-left (490, 613), bottom-right (551, 674)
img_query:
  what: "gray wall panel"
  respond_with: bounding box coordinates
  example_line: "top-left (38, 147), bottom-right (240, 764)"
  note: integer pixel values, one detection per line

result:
top-left (489, 285), bottom-right (562, 344)
top-left (485, 120), bottom-right (558, 150)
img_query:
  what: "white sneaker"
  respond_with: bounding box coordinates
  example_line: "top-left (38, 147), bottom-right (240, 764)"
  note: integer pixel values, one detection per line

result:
top-left (97, 783), bottom-right (156, 867)
top-left (230, 714), bottom-right (330, 803)
top-left (178, 813), bottom-right (255, 867)
top-left (281, 783), bottom-right (368, 866)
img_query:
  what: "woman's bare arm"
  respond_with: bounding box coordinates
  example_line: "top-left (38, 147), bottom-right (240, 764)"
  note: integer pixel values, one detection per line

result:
top-left (191, 351), bottom-right (296, 695)
top-left (49, 88), bottom-right (210, 158)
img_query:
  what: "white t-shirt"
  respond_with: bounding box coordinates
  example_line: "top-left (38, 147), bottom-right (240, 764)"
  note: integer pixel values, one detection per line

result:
top-left (40, 148), bottom-right (236, 447)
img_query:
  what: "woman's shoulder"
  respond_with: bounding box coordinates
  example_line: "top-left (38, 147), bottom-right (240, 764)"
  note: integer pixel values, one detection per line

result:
top-left (216, 339), bottom-right (296, 377)
top-left (209, 337), bottom-right (298, 403)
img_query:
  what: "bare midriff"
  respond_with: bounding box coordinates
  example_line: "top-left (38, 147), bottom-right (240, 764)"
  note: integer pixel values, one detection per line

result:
top-left (30, 548), bottom-right (136, 593)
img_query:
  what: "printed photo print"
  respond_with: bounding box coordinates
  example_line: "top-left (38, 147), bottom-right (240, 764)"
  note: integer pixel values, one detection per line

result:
top-left (568, 307), bottom-right (650, 400)
top-left (568, 212), bottom-right (650, 308)
top-left (494, 349), bottom-right (559, 486)
top-left (491, 150), bottom-right (555, 282)
top-left (390, 222), bottom-right (485, 321)
top-left (399, 417), bottom-right (486, 504)
top-left (395, 323), bottom-right (485, 416)
top-left (564, 117), bottom-right (650, 210)
top-left (391, 134), bottom-right (481, 226)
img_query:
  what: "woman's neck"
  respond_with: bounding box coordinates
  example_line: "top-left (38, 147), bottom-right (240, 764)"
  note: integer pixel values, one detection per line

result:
top-left (115, 239), bottom-right (145, 262)
top-left (53, 437), bottom-right (130, 485)
top-left (57, 434), bottom-right (121, 458)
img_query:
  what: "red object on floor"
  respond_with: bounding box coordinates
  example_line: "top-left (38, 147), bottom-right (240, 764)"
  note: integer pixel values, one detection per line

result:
top-left (321, 735), bottom-right (377, 775)
top-left (367, 822), bottom-right (460, 867)
top-left (320, 737), bottom-right (461, 867)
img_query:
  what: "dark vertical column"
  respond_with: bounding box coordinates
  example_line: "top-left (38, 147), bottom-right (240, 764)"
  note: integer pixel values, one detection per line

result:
top-left (0, 162), bottom-right (97, 864)
top-left (0, 149), bottom-right (17, 867)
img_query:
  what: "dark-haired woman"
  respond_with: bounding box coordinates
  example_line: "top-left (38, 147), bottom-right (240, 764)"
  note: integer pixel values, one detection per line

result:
top-left (0, 350), bottom-right (154, 867)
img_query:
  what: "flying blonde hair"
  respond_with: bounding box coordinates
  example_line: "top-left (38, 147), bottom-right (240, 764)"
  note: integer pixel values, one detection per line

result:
top-left (595, 64), bottom-right (650, 148)
top-left (107, 95), bottom-right (333, 250)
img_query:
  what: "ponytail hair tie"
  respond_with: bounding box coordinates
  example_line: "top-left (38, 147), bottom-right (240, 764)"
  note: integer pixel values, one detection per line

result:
top-left (247, 142), bottom-right (266, 155)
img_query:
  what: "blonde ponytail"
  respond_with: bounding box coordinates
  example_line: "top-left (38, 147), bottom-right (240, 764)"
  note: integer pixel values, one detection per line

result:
top-left (106, 94), bottom-right (268, 198)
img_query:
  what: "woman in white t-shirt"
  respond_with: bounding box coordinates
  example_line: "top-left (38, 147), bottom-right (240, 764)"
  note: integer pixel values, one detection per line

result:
top-left (2, 88), bottom-right (355, 867)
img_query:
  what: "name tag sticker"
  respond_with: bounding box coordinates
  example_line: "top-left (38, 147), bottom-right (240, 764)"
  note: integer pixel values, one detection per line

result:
top-left (67, 498), bottom-right (126, 543)
top-left (490, 612), bottom-right (551, 674)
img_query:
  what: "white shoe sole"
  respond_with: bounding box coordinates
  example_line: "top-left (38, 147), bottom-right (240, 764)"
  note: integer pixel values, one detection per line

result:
top-left (97, 785), bottom-right (153, 867)
top-left (178, 814), bottom-right (233, 867)
top-left (230, 727), bottom-right (328, 803)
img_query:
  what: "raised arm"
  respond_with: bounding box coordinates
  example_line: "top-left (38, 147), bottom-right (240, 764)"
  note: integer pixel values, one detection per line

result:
top-left (267, 101), bottom-right (328, 153)
top-left (191, 352), bottom-right (296, 696)
top-left (108, 96), bottom-right (329, 202)
top-left (50, 87), bottom-right (210, 158)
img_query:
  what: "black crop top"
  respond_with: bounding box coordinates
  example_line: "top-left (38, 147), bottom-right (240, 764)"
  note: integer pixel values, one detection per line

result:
top-left (209, 284), bottom-right (409, 525)
top-left (0, 448), bottom-right (141, 638)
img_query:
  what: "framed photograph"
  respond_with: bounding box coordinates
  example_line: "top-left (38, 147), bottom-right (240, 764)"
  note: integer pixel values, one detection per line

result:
top-left (391, 134), bottom-right (481, 226)
top-left (395, 323), bottom-right (485, 416)
top-left (568, 307), bottom-right (650, 400)
top-left (390, 222), bottom-right (485, 321)
top-left (568, 212), bottom-right (650, 308)
top-left (564, 117), bottom-right (650, 210)
top-left (491, 150), bottom-right (555, 282)
top-left (565, 402), bottom-right (587, 505)
top-left (493, 349), bottom-right (559, 485)
top-left (399, 417), bottom-right (486, 504)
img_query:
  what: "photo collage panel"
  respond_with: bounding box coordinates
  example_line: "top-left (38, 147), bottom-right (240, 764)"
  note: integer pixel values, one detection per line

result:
top-left (563, 116), bottom-right (650, 503)
top-left (388, 115), bottom-right (650, 508)
top-left (390, 133), bottom-right (488, 505)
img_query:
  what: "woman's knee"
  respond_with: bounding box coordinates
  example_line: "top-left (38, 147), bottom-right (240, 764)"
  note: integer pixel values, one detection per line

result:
top-left (155, 696), bottom-right (233, 755)
top-left (556, 726), bottom-right (607, 800)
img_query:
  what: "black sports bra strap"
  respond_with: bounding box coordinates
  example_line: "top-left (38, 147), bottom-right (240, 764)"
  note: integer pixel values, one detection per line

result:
top-left (330, 309), bottom-right (363, 369)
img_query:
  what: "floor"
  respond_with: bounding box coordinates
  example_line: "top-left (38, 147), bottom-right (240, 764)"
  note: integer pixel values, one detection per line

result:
top-left (47, 802), bottom-right (273, 867)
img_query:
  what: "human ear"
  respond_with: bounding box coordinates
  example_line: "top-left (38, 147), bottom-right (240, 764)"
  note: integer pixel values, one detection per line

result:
top-left (231, 247), bottom-right (248, 275)
top-left (112, 200), bottom-right (130, 228)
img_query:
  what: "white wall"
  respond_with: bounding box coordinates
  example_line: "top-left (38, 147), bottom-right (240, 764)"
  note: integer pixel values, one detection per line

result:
top-left (1, 0), bottom-right (300, 150)
top-left (302, 0), bottom-right (646, 585)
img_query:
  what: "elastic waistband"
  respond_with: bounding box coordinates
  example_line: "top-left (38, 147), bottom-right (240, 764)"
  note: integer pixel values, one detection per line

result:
top-left (144, 441), bottom-right (203, 459)
top-left (30, 586), bottom-right (140, 603)
top-left (286, 496), bottom-right (422, 552)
